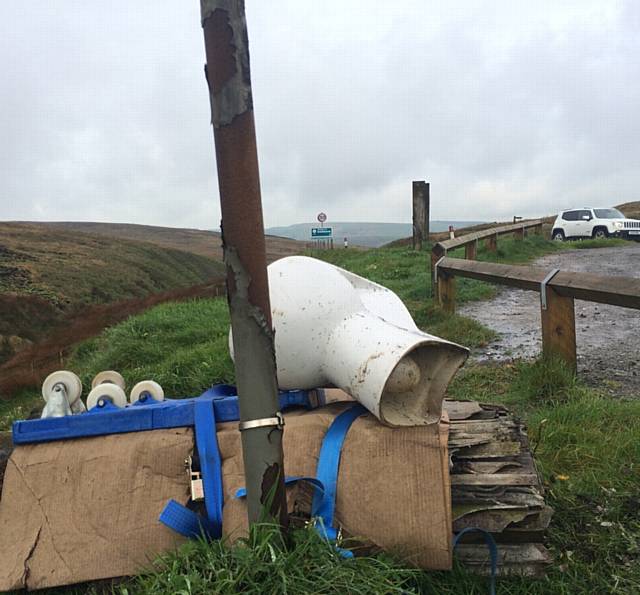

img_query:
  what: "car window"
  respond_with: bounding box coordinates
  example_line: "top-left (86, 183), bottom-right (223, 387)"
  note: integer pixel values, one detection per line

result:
top-left (594, 208), bottom-right (624, 219)
top-left (562, 211), bottom-right (579, 221)
top-left (578, 210), bottom-right (592, 220)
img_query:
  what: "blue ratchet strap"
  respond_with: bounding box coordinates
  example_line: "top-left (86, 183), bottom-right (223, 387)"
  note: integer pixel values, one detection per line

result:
top-left (453, 527), bottom-right (498, 595)
top-left (159, 499), bottom-right (216, 540)
top-left (160, 399), bottom-right (224, 539)
top-left (193, 399), bottom-right (223, 538)
top-left (311, 404), bottom-right (367, 554)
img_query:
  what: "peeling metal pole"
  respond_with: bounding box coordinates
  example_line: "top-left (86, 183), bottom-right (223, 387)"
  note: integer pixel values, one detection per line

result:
top-left (199, 0), bottom-right (288, 529)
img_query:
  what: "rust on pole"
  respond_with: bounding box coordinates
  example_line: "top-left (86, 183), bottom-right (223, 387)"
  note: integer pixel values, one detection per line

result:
top-left (199, 0), bottom-right (287, 528)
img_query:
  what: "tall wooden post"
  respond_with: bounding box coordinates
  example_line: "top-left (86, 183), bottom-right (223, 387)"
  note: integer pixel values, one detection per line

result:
top-left (412, 181), bottom-right (430, 250)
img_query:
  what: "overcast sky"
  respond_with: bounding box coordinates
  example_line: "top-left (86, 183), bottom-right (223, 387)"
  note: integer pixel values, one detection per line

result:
top-left (1, 1), bottom-right (638, 229)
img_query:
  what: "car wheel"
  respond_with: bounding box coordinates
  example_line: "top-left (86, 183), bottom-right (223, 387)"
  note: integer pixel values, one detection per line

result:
top-left (592, 228), bottom-right (608, 240)
top-left (552, 230), bottom-right (565, 241)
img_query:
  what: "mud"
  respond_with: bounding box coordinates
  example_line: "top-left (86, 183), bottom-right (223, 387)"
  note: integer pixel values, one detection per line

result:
top-left (460, 243), bottom-right (640, 397)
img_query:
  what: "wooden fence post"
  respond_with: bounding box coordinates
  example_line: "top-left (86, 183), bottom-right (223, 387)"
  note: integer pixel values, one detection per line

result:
top-left (540, 288), bottom-right (577, 372)
top-left (438, 269), bottom-right (456, 314)
top-left (484, 233), bottom-right (498, 252)
top-left (431, 245), bottom-right (445, 296)
top-left (465, 240), bottom-right (478, 260)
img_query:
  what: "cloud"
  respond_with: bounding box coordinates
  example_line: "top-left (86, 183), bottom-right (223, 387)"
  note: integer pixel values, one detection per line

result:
top-left (1, 1), bottom-right (638, 228)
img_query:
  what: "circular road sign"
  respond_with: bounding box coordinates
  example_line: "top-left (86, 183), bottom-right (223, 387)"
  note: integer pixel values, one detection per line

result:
top-left (317, 212), bottom-right (327, 223)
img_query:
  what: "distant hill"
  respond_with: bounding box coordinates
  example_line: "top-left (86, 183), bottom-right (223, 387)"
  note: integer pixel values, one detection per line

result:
top-left (266, 221), bottom-right (484, 247)
top-left (41, 221), bottom-right (305, 264)
top-left (618, 201), bottom-right (640, 220)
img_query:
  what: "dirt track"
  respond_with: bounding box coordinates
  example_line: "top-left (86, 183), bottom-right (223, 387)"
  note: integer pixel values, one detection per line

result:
top-left (460, 243), bottom-right (640, 397)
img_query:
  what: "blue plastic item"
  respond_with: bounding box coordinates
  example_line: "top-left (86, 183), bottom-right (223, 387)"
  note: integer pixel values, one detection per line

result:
top-left (311, 404), bottom-right (367, 537)
top-left (11, 387), bottom-right (317, 445)
top-left (453, 527), bottom-right (498, 595)
top-left (194, 398), bottom-right (224, 538)
top-left (159, 499), bottom-right (217, 540)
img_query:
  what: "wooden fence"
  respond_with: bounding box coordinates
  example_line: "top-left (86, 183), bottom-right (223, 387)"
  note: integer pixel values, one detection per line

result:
top-left (432, 255), bottom-right (640, 371)
top-left (430, 219), bottom-right (544, 279)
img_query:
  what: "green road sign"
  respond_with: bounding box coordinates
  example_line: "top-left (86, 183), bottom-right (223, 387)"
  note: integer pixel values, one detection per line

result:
top-left (311, 227), bottom-right (333, 238)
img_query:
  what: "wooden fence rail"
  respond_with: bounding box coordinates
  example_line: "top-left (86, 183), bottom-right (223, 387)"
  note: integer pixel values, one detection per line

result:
top-left (431, 219), bottom-right (544, 282)
top-left (435, 257), bottom-right (640, 371)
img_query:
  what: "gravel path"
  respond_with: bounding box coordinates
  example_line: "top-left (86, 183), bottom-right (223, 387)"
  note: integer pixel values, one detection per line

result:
top-left (460, 243), bottom-right (640, 397)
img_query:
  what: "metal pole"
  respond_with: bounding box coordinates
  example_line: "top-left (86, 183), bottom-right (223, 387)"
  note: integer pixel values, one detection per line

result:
top-left (199, 0), bottom-right (288, 529)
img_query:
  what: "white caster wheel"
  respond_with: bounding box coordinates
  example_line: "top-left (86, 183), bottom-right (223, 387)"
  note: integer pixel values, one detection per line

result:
top-left (130, 380), bottom-right (165, 404)
top-left (91, 371), bottom-right (126, 391)
top-left (87, 383), bottom-right (127, 410)
top-left (42, 371), bottom-right (83, 407)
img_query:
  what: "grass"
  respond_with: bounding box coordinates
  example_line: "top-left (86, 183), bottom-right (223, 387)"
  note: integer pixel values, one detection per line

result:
top-left (3, 234), bottom-right (639, 593)
top-left (68, 299), bottom-right (234, 397)
top-left (127, 524), bottom-right (418, 595)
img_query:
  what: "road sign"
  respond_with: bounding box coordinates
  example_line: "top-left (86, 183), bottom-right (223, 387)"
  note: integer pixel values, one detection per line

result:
top-left (317, 212), bottom-right (327, 223)
top-left (311, 227), bottom-right (333, 238)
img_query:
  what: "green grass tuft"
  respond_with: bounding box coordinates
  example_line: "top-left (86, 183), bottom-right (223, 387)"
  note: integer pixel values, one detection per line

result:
top-left (512, 356), bottom-right (578, 404)
top-left (127, 524), bottom-right (418, 595)
top-left (68, 298), bottom-right (235, 397)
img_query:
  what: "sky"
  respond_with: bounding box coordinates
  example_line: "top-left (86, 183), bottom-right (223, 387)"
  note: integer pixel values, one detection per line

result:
top-left (1, 1), bottom-right (638, 229)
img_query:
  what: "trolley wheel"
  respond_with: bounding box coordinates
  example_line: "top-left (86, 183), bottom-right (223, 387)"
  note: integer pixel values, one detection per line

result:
top-left (87, 383), bottom-right (128, 410)
top-left (42, 371), bottom-right (83, 406)
top-left (130, 380), bottom-right (165, 404)
top-left (91, 370), bottom-right (126, 391)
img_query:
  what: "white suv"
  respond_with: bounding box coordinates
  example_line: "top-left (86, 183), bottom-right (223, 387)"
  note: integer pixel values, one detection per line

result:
top-left (551, 207), bottom-right (640, 241)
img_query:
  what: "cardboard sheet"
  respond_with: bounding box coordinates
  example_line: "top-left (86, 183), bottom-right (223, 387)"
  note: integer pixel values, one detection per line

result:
top-left (0, 428), bottom-right (192, 591)
top-left (0, 405), bottom-right (451, 590)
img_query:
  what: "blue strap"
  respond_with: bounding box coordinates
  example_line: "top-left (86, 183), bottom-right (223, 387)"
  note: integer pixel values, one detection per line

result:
top-left (311, 404), bottom-right (367, 539)
top-left (159, 499), bottom-right (216, 540)
top-left (453, 527), bottom-right (498, 595)
top-left (235, 476), bottom-right (325, 499)
top-left (194, 399), bottom-right (223, 539)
